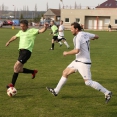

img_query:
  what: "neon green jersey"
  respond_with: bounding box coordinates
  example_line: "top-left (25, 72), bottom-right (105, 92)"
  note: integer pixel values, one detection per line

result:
top-left (51, 25), bottom-right (58, 36)
top-left (15, 28), bottom-right (39, 52)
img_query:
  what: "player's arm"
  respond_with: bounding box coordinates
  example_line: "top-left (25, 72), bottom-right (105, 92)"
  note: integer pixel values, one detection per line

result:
top-left (90, 35), bottom-right (99, 40)
top-left (38, 23), bottom-right (48, 33)
top-left (5, 36), bottom-right (18, 46)
top-left (59, 29), bottom-right (63, 32)
top-left (63, 49), bottom-right (80, 56)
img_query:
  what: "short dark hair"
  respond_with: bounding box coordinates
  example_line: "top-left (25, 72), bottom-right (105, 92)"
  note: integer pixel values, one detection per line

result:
top-left (20, 20), bottom-right (28, 26)
top-left (71, 22), bottom-right (82, 31)
top-left (60, 20), bottom-right (63, 23)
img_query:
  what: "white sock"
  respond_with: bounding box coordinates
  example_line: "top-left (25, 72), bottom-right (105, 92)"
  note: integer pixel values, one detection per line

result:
top-left (85, 80), bottom-right (110, 95)
top-left (54, 76), bottom-right (67, 94)
top-left (58, 41), bottom-right (62, 45)
top-left (64, 41), bottom-right (69, 48)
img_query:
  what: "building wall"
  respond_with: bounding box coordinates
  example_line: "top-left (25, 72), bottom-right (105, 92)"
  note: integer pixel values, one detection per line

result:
top-left (61, 9), bottom-right (117, 30)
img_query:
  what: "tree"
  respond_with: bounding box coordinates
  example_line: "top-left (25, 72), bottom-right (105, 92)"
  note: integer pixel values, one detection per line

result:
top-left (20, 13), bottom-right (24, 19)
top-left (47, 2), bottom-right (48, 11)
top-left (59, 3), bottom-right (61, 9)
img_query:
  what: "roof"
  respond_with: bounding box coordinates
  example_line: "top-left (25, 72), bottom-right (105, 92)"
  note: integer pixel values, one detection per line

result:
top-left (50, 9), bottom-right (60, 16)
top-left (96, 0), bottom-right (117, 8)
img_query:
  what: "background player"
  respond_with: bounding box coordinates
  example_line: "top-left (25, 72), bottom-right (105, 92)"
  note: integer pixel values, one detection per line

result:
top-left (58, 20), bottom-right (70, 49)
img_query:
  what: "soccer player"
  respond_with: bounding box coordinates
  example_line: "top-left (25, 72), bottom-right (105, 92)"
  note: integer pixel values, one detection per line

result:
top-left (46, 22), bottom-right (112, 103)
top-left (49, 20), bottom-right (62, 50)
top-left (58, 20), bottom-right (70, 48)
top-left (5, 20), bottom-right (48, 88)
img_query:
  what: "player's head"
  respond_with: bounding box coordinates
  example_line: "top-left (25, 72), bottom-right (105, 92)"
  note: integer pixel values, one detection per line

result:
top-left (20, 20), bottom-right (28, 31)
top-left (50, 20), bottom-right (55, 26)
top-left (60, 20), bottom-right (63, 25)
top-left (71, 22), bottom-right (82, 35)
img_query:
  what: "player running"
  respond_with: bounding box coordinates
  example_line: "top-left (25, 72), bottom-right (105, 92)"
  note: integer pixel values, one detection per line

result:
top-left (46, 22), bottom-right (112, 103)
top-left (6, 20), bottom-right (48, 88)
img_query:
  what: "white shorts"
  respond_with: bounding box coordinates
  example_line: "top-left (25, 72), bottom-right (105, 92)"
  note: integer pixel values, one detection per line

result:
top-left (58, 35), bottom-right (66, 40)
top-left (67, 60), bottom-right (91, 80)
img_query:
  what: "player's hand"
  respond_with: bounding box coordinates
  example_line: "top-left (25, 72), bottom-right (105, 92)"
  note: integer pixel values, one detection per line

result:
top-left (44, 23), bottom-right (49, 29)
top-left (63, 51), bottom-right (68, 56)
top-left (5, 42), bottom-right (10, 47)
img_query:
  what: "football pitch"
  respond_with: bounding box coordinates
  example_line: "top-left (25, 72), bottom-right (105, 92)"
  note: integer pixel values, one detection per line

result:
top-left (0, 28), bottom-right (117, 117)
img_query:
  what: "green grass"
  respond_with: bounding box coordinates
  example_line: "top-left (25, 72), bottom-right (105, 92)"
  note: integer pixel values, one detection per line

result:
top-left (0, 28), bottom-right (117, 117)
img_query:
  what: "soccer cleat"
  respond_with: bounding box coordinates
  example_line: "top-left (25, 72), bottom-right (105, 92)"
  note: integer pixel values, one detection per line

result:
top-left (46, 87), bottom-right (57, 96)
top-left (60, 44), bottom-right (63, 47)
top-left (32, 70), bottom-right (38, 79)
top-left (6, 83), bottom-right (14, 89)
top-left (105, 92), bottom-right (112, 103)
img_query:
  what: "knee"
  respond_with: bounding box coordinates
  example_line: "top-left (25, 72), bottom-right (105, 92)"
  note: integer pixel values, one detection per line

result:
top-left (62, 70), bottom-right (68, 77)
top-left (85, 80), bottom-right (92, 86)
top-left (14, 65), bottom-right (19, 73)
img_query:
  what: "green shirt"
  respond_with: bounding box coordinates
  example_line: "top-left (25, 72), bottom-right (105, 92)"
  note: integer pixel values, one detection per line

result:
top-left (15, 28), bottom-right (39, 52)
top-left (51, 25), bottom-right (58, 36)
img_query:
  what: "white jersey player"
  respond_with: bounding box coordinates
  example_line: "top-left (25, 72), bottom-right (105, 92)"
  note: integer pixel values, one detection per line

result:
top-left (58, 20), bottom-right (70, 48)
top-left (46, 22), bottom-right (112, 103)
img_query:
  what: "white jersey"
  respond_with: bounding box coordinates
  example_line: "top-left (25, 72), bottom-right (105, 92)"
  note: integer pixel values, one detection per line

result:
top-left (59, 25), bottom-right (64, 36)
top-left (73, 32), bottom-right (95, 63)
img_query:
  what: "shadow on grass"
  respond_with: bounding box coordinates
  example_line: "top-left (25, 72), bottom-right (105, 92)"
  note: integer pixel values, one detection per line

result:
top-left (14, 94), bottom-right (33, 98)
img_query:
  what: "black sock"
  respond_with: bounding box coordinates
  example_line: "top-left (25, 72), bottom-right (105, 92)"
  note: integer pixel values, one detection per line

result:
top-left (52, 43), bottom-right (54, 49)
top-left (11, 73), bottom-right (19, 86)
top-left (23, 68), bottom-right (34, 74)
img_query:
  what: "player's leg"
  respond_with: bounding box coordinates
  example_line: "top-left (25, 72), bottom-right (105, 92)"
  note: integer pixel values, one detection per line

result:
top-left (46, 61), bottom-right (76, 96)
top-left (58, 38), bottom-right (63, 46)
top-left (62, 38), bottom-right (70, 48)
top-left (50, 38), bottom-right (55, 50)
top-left (7, 50), bottom-right (37, 88)
top-left (54, 67), bottom-right (75, 94)
top-left (77, 62), bottom-right (112, 103)
top-left (19, 50), bottom-right (38, 79)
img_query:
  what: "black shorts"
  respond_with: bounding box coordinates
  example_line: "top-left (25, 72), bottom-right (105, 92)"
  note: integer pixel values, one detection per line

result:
top-left (53, 36), bottom-right (58, 41)
top-left (18, 49), bottom-right (31, 64)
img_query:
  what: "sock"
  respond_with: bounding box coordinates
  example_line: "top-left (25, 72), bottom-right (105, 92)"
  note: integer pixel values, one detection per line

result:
top-left (85, 80), bottom-right (110, 95)
top-left (58, 41), bottom-right (62, 45)
top-left (54, 76), bottom-right (67, 94)
top-left (11, 73), bottom-right (19, 86)
top-left (23, 68), bottom-right (34, 74)
top-left (52, 43), bottom-right (54, 49)
top-left (64, 41), bottom-right (69, 48)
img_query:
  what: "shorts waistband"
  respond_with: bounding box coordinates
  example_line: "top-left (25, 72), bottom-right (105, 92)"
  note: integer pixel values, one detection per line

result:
top-left (75, 60), bottom-right (91, 65)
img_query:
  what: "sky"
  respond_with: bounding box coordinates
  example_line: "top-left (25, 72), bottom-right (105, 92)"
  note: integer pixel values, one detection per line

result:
top-left (0, 0), bottom-right (106, 11)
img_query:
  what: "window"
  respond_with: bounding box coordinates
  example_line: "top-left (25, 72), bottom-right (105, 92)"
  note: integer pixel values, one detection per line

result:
top-left (115, 19), bottom-right (117, 24)
top-left (104, 19), bottom-right (110, 24)
top-left (65, 18), bottom-right (69, 22)
top-left (76, 18), bottom-right (80, 23)
top-left (109, 4), bottom-right (112, 6)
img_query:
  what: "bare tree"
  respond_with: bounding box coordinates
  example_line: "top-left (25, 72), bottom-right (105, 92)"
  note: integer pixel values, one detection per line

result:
top-left (74, 1), bottom-right (77, 9)
top-left (34, 4), bottom-right (37, 18)
top-left (47, 2), bottom-right (48, 11)
top-left (59, 3), bottom-right (61, 9)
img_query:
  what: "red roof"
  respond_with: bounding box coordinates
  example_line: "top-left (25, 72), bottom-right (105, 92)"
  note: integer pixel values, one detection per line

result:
top-left (96, 0), bottom-right (117, 8)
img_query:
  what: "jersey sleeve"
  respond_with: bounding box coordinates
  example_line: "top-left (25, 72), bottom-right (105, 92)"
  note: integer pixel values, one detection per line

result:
top-left (75, 36), bottom-right (81, 49)
top-left (15, 31), bottom-right (20, 38)
top-left (30, 28), bottom-right (39, 35)
top-left (86, 32), bottom-right (95, 40)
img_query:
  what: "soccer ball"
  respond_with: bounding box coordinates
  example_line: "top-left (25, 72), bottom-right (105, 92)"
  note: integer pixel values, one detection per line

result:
top-left (7, 87), bottom-right (17, 97)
